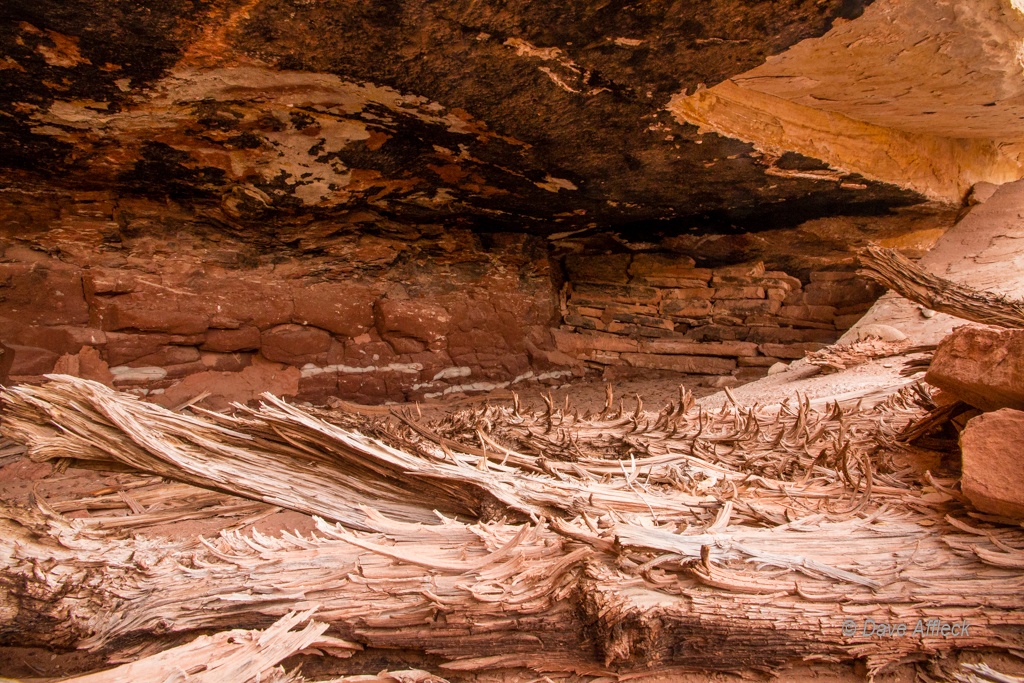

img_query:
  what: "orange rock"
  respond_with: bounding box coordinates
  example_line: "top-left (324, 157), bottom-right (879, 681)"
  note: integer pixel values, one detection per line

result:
top-left (260, 324), bottom-right (331, 366)
top-left (926, 325), bottom-right (1024, 412)
top-left (960, 409), bottom-right (1024, 519)
top-left (374, 299), bottom-right (451, 342)
top-left (291, 282), bottom-right (376, 337)
top-left (150, 357), bottom-right (301, 412)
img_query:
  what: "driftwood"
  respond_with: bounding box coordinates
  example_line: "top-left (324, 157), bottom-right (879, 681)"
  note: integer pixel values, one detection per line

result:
top-left (858, 245), bottom-right (1024, 328)
top-left (2, 376), bottom-right (1024, 677)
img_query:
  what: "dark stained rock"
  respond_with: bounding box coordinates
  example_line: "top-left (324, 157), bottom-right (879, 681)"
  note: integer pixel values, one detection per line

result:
top-left (564, 253), bottom-right (632, 284)
top-left (0, 341), bottom-right (14, 384)
top-left (960, 409), bottom-right (1024, 520)
top-left (926, 326), bottom-right (1024, 412)
top-left (0, 0), bottom-right (919, 240)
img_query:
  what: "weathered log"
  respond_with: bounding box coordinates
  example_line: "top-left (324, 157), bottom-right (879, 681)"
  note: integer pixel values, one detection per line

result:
top-left (857, 245), bottom-right (1024, 328)
top-left (2, 499), bottom-right (1023, 678)
top-left (3, 377), bottom-right (1024, 678)
top-left (2, 375), bottom-right (919, 532)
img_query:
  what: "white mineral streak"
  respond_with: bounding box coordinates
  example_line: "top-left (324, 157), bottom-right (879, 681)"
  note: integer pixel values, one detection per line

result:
top-left (300, 363), bottom-right (423, 378)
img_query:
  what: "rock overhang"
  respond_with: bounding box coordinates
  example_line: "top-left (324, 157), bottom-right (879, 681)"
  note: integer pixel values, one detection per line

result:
top-left (0, 0), bottom-right (951, 240)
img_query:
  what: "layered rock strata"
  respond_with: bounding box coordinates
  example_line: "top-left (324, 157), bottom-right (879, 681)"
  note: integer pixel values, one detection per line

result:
top-left (556, 254), bottom-right (883, 383)
top-left (0, 193), bottom-right (568, 407)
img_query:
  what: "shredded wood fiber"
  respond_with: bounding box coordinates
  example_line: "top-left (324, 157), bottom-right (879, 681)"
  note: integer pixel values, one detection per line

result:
top-left (1, 375), bottom-right (1022, 677)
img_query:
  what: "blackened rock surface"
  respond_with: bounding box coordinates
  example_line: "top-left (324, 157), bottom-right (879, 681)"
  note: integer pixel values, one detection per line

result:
top-left (0, 0), bottom-right (927, 238)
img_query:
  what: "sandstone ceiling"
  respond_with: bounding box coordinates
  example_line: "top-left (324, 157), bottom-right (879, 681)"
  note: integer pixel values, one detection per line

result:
top-left (671, 0), bottom-right (1024, 203)
top-left (0, 0), bottom-right (939, 241)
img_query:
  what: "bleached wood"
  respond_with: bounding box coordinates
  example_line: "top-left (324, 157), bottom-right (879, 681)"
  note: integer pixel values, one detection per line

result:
top-left (2, 376), bottom-right (1023, 678)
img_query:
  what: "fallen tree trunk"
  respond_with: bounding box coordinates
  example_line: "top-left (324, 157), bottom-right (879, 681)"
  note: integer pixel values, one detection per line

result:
top-left (858, 245), bottom-right (1024, 328)
top-left (2, 496), bottom-right (1023, 678)
top-left (2, 378), bottom-right (1024, 677)
top-left (1, 375), bottom-right (930, 533)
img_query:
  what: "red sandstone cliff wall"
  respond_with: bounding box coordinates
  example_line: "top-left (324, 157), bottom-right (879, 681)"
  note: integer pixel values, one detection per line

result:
top-left (0, 191), bottom-right (567, 407)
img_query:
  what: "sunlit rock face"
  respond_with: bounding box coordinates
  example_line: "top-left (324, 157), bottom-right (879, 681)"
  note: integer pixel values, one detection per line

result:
top-left (669, 0), bottom-right (1024, 203)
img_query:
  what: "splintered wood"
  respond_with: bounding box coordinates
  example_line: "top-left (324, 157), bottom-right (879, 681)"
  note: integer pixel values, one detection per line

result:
top-left (56, 610), bottom-right (444, 683)
top-left (2, 375), bottom-right (1023, 678)
top-left (858, 245), bottom-right (1024, 328)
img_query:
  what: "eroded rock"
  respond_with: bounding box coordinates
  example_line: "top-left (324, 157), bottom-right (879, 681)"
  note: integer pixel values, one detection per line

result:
top-left (960, 409), bottom-right (1024, 520)
top-left (926, 326), bottom-right (1024, 412)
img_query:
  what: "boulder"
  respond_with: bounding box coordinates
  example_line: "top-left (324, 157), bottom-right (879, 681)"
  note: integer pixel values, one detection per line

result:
top-left (260, 324), bottom-right (332, 365)
top-left (960, 409), bottom-right (1024, 519)
top-left (52, 346), bottom-right (115, 386)
top-left (77, 346), bottom-right (114, 386)
top-left (925, 326), bottom-right (1024, 412)
top-left (291, 282), bottom-right (376, 337)
top-left (202, 326), bottom-right (262, 353)
top-left (7, 345), bottom-right (59, 376)
top-left (375, 299), bottom-right (451, 342)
